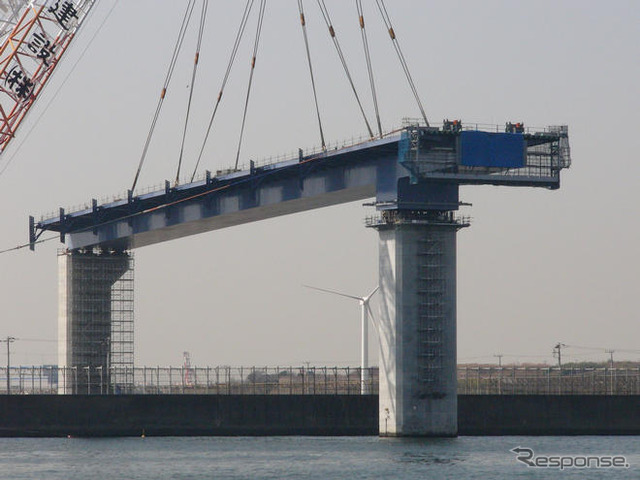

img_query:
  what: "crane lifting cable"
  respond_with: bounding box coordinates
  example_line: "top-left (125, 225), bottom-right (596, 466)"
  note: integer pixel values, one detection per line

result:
top-left (190, 0), bottom-right (255, 182)
top-left (297, 0), bottom-right (326, 151)
top-left (175, 0), bottom-right (209, 186)
top-left (374, 0), bottom-right (429, 127)
top-left (315, 0), bottom-right (373, 139)
top-left (131, 0), bottom-right (197, 193)
top-left (234, 0), bottom-right (267, 170)
top-left (0, 0), bottom-right (98, 156)
top-left (356, 0), bottom-right (383, 138)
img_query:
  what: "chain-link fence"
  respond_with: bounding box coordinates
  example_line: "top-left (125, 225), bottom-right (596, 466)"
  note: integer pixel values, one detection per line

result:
top-left (0, 366), bottom-right (379, 395)
top-left (2, 366), bottom-right (639, 395)
top-left (458, 367), bottom-right (640, 395)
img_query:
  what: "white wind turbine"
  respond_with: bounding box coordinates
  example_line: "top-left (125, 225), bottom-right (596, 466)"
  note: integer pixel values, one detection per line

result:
top-left (303, 284), bottom-right (379, 394)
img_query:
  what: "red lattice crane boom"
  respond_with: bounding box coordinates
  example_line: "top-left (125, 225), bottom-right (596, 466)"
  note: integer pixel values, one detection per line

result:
top-left (0, 0), bottom-right (95, 153)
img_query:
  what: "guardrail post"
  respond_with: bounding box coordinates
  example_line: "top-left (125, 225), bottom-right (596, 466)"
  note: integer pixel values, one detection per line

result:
top-left (264, 367), bottom-right (268, 395)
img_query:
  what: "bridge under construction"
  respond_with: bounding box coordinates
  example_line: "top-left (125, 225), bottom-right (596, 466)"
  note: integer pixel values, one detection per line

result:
top-left (31, 121), bottom-right (571, 436)
top-left (0, 0), bottom-right (572, 437)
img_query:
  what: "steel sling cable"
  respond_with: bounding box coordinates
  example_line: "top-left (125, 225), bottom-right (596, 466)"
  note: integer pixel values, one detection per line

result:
top-left (374, 0), bottom-right (429, 127)
top-left (131, 0), bottom-right (197, 193)
top-left (316, 0), bottom-right (373, 139)
top-left (190, 0), bottom-right (255, 182)
top-left (0, 235), bottom-right (58, 255)
top-left (298, 0), bottom-right (326, 151)
top-left (234, 0), bottom-right (266, 170)
top-left (175, 0), bottom-right (209, 186)
top-left (356, 0), bottom-right (383, 138)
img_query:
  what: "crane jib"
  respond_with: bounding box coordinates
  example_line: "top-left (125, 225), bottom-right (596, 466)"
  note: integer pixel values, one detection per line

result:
top-left (0, 0), bottom-right (96, 154)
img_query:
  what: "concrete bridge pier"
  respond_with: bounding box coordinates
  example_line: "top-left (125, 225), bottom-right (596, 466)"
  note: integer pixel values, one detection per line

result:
top-left (58, 249), bottom-right (133, 394)
top-left (371, 210), bottom-right (468, 436)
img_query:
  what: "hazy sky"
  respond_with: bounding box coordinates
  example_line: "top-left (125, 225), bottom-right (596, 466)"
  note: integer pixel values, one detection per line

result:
top-left (0, 0), bottom-right (638, 368)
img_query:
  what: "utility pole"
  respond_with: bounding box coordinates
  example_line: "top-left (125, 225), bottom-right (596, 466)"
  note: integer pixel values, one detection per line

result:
top-left (553, 342), bottom-right (566, 395)
top-left (553, 343), bottom-right (566, 369)
top-left (605, 349), bottom-right (615, 395)
top-left (605, 349), bottom-right (615, 368)
top-left (493, 354), bottom-right (503, 367)
top-left (2, 337), bottom-right (16, 395)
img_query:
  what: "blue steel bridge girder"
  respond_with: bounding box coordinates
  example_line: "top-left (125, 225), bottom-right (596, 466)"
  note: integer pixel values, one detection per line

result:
top-left (30, 123), bottom-right (570, 252)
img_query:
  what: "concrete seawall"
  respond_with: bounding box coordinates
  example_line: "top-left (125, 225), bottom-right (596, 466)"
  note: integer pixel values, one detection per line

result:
top-left (1, 395), bottom-right (638, 437)
top-left (459, 395), bottom-right (640, 436)
top-left (0, 395), bottom-right (376, 437)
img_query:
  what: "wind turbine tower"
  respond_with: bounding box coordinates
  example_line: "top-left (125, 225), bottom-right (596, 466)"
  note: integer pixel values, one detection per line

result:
top-left (304, 285), bottom-right (379, 394)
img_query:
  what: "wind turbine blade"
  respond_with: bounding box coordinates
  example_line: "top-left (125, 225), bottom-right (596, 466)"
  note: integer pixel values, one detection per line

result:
top-left (303, 284), bottom-right (362, 301)
top-left (364, 285), bottom-right (379, 302)
top-left (365, 302), bottom-right (380, 336)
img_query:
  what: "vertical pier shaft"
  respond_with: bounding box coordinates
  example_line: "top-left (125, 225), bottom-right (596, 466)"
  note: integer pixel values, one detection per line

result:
top-left (371, 210), bottom-right (467, 436)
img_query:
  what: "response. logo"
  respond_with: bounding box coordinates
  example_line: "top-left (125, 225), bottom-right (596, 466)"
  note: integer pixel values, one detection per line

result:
top-left (511, 447), bottom-right (629, 470)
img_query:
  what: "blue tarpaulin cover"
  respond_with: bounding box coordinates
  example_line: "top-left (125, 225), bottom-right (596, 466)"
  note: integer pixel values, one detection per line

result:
top-left (459, 131), bottom-right (525, 168)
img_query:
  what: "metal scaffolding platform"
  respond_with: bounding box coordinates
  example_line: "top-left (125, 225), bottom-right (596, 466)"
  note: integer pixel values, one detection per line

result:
top-left (399, 123), bottom-right (570, 188)
top-left (110, 255), bottom-right (134, 391)
top-left (58, 249), bottom-right (134, 394)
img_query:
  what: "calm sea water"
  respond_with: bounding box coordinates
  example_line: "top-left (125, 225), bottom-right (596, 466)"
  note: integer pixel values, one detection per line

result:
top-left (0, 436), bottom-right (639, 479)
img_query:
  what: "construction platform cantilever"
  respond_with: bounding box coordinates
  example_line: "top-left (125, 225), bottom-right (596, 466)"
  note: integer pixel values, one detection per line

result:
top-left (31, 121), bottom-right (570, 436)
